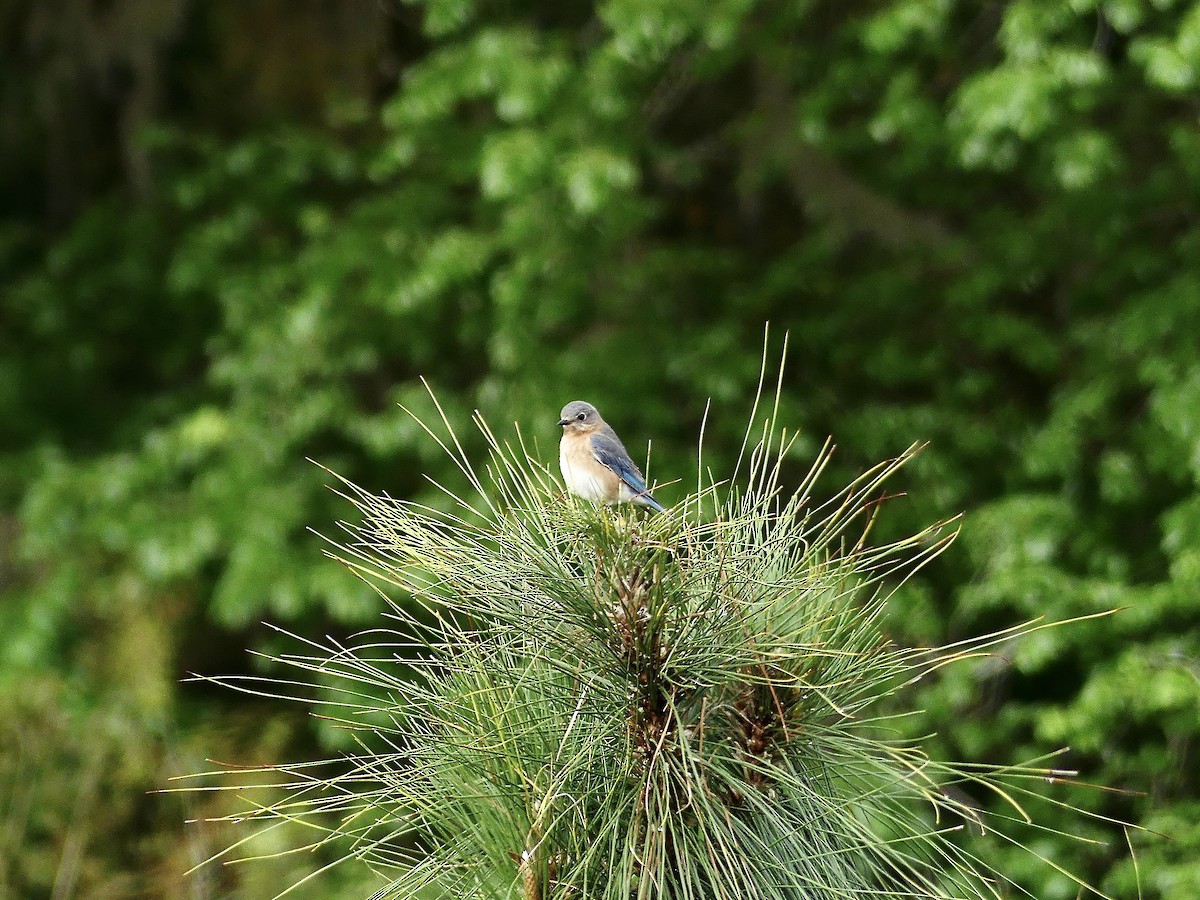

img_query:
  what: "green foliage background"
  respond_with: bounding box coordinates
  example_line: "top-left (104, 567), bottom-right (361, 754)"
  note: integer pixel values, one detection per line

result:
top-left (1, 0), bottom-right (1198, 897)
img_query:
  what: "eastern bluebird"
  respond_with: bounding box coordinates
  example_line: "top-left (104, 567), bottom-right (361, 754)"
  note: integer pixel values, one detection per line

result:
top-left (558, 400), bottom-right (665, 513)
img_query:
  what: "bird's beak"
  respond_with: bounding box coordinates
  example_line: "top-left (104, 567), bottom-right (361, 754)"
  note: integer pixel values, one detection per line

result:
top-left (557, 418), bottom-right (570, 427)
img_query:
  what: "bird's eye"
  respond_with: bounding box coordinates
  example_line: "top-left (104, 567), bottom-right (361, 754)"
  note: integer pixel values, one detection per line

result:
top-left (576, 412), bottom-right (585, 420)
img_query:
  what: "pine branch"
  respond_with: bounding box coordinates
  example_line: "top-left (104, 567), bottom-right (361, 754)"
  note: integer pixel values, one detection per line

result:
top-left (181, 374), bottom-right (1133, 899)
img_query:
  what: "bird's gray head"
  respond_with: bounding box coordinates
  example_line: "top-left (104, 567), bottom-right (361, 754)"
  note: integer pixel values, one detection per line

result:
top-left (558, 400), bottom-right (602, 433)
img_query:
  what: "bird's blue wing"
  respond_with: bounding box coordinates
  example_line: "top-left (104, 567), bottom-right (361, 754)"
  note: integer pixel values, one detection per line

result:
top-left (590, 432), bottom-right (648, 494)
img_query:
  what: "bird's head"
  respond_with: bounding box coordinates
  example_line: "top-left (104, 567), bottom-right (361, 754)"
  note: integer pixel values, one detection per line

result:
top-left (558, 400), bottom-right (602, 434)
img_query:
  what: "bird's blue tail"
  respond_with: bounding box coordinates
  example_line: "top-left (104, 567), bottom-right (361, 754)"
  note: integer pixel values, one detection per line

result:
top-left (636, 493), bottom-right (665, 513)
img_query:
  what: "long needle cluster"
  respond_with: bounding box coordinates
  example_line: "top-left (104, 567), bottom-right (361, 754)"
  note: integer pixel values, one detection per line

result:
top-left (183, 379), bottom-right (1125, 900)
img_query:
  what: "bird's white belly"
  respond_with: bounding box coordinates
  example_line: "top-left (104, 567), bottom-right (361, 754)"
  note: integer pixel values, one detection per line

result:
top-left (615, 481), bottom-right (640, 503)
top-left (560, 448), bottom-right (613, 503)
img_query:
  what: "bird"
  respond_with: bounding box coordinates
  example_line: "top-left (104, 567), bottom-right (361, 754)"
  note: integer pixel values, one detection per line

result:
top-left (558, 400), bottom-right (665, 513)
